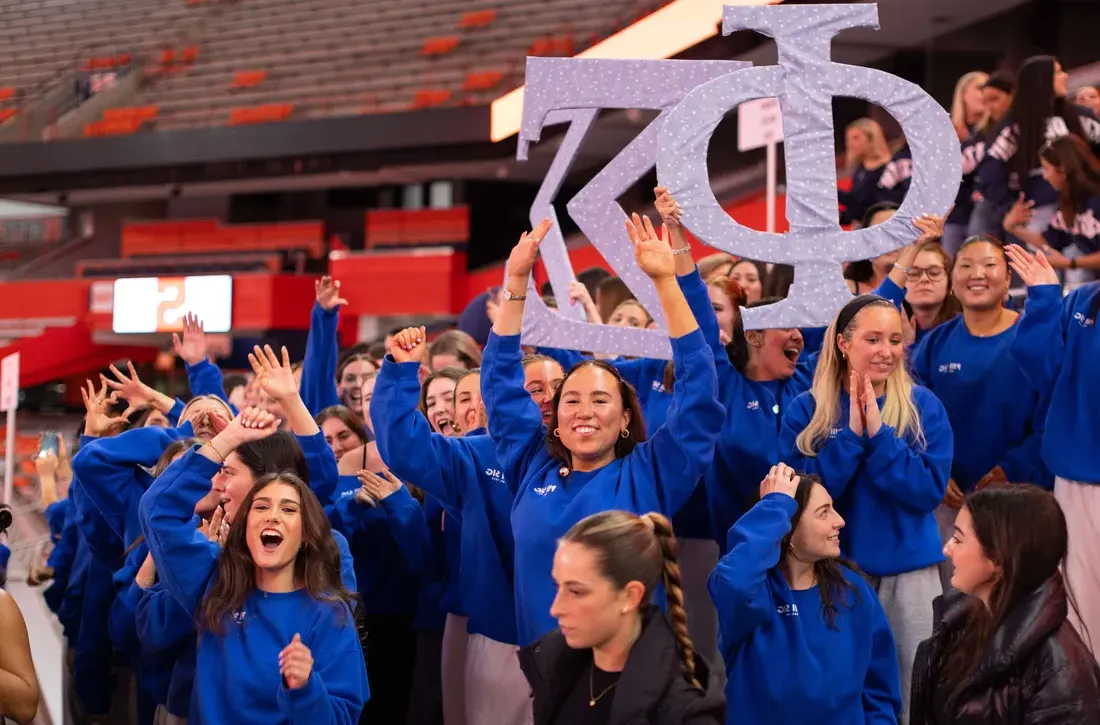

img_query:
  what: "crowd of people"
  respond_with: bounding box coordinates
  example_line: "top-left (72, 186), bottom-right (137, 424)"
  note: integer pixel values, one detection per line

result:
top-left (4, 52), bottom-right (1100, 725)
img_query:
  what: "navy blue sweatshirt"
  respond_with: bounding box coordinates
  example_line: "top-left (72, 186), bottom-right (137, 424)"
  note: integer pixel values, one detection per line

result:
top-left (482, 329), bottom-right (722, 645)
top-left (875, 145), bottom-right (912, 206)
top-left (373, 358), bottom-right (518, 644)
top-left (1010, 284), bottom-right (1100, 482)
top-left (709, 494), bottom-right (901, 724)
top-left (1044, 197), bottom-right (1100, 255)
top-left (839, 162), bottom-right (889, 226)
top-left (948, 133), bottom-right (987, 227)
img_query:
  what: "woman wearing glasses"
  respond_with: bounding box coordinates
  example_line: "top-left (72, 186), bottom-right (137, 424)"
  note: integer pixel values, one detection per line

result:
top-left (910, 235), bottom-right (1052, 589)
top-left (902, 243), bottom-right (961, 346)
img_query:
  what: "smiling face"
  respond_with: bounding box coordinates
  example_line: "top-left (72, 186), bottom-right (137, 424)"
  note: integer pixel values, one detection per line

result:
top-left (321, 416), bottom-right (362, 462)
top-left (1076, 86), bottom-right (1100, 115)
top-left (454, 373), bottom-right (485, 435)
top-left (549, 540), bottom-right (643, 651)
top-left (524, 359), bottom-right (565, 426)
top-left (1040, 158), bottom-right (1066, 192)
top-left (730, 260), bottom-right (763, 303)
top-left (555, 364), bottom-right (630, 470)
top-left (905, 249), bottom-right (949, 309)
top-left (424, 377), bottom-right (458, 437)
top-left (246, 480), bottom-right (303, 574)
top-left (338, 359), bottom-right (376, 417)
top-left (837, 305), bottom-right (904, 386)
top-left (607, 300), bottom-right (649, 329)
top-left (748, 328), bottom-right (804, 381)
top-left (218, 451), bottom-right (257, 522)
top-left (789, 483), bottom-right (844, 561)
top-left (953, 241), bottom-right (1009, 311)
top-left (945, 506), bottom-right (999, 602)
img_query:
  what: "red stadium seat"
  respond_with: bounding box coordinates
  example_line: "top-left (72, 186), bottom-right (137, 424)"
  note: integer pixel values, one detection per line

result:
top-left (421, 36), bottom-right (460, 56)
top-left (458, 9), bottom-right (497, 29)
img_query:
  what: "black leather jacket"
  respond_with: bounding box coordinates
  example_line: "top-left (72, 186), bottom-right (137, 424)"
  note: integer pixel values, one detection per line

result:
top-left (911, 573), bottom-right (1100, 724)
top-left (519, 610), bottom-right (725, 725)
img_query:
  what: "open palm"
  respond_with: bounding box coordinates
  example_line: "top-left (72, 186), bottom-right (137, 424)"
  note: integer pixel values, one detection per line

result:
top-left (248, 345), bottom-right (298, 401)
top-left (172, 312), bottom-right (208, 366)
top-left (626, 213), bottom-right (674, 280)
top-left (506, 218), bottom-right (552, 279)
top-left (1006, 245), bottom-right (1060, 287)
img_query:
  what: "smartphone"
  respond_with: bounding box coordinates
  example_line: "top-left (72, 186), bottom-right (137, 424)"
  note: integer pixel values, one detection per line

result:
top-left (39, 432), bottom-right (60, 458)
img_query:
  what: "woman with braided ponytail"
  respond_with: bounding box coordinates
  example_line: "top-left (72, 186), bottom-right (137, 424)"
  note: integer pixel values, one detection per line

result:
top-left (519, 510), bottom-right (725, 725)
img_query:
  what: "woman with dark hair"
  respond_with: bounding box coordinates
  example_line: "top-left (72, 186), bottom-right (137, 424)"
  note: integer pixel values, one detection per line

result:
top-left (780, 295), bottom-right (953, 723)
top-left (975, 56), bottom-right (1100, 239)
top-left (521, 509), bottom-right (724, 725)
top-left (138, 407), bottom-right (369, 723)
top-left (1004, 134), bottom-right (1100, 283)
top-left (728, 259), bottom-right (767, 305)
top-left (316, 405), bottom-right (368, 464)
top-left (428, 330), bottom-right (483, 371)
top-left (481, 216), bottom-right (723, 646)
top-left (911, 236), bottom-right (1051, 591)
top-left (902, 243), bottom-right (961, 345)
top-left (710, 464), bottom-right (900, 723)
top-left (910, 485), bottom-right (1100, 723)
top-left (1005, 244), bottom-right (1100, 666)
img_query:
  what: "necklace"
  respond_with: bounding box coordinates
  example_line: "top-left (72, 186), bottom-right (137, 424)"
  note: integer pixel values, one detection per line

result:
top-left (589, 664), bottom-right (618, 707)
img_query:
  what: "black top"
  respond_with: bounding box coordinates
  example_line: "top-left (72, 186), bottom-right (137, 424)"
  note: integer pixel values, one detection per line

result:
top-left (552, 659), bottom-right (621, 725)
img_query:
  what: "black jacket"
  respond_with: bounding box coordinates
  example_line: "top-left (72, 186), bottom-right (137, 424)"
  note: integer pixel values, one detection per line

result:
top-left (911, 573), bottom-right (1100, 724)
top-left (519, 610), bottom-right (725, 725)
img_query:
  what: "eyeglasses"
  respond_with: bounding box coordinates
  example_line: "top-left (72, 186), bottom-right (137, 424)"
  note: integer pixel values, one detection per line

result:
top-left (905, 266), bottom-right (946, 281)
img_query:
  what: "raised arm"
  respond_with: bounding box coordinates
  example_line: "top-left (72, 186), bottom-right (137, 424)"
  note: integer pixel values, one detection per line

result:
top-left (174, 312), bottom-right (232, 408)
top-left (1006, 246), bottom-right (1068, 393)
top-left (492, 218), bottom-right (553, 336)
top-left (708, 468), bottom-right (798, 661)
top-left (360, 471), bottom-right (431, 576)
top-left (300, 277), bottom-right (347, 417)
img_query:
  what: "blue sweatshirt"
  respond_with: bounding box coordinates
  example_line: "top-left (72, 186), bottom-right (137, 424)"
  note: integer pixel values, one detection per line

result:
top-left (139, 449), bottom-right (369, 724)
top-left (328, 483), bottom-right (428, 616)
top-left (135, 580), bottom-right (197, 717)
top-left (73, 550), bottom-right (119, 715)
top-left (300, 302), bottom-right (344, 417)
top-left (373, 359), bottom-right (517, 643)
top-left (1011, 284), bottom-right (1100, 482)
top-left (186, 359), bottom-right (234, 411)
top-left (911, 316), bottom-right (1052, 490)
top-left (482, 328), bottom-right (722, 645)
top-left (45, 500), bottom-right (78, 615)
top-left (709, 494), bottom-right (900, 724)
top-left (779, 386), bottom-right (953, 576)
top-left (1044, 197), bottom-right (1100, 255)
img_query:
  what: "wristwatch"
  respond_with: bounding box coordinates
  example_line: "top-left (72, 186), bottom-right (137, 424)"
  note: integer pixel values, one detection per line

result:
top-left (502, 287), bottom-right (527, 302)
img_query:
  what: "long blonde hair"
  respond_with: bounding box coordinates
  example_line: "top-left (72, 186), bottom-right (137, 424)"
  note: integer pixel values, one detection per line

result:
top-left (845, 118), bottom-right (890, 168)
top-left (951, 71), bottom-right (989, 137)
top-left (561, 510), bottom-right (701, 690)
top-left (795, 299), bottom-right (925, 456)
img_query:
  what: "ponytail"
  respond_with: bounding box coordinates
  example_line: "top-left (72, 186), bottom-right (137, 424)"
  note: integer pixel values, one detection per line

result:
top-left (643, 512), bottom-right (700, 689)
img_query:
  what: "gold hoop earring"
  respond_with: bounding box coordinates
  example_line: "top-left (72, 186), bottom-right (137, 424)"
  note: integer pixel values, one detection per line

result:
top-left (619, 429), bottom-right (629, 439)
top-left (553, 428), bottom-right (561, 438)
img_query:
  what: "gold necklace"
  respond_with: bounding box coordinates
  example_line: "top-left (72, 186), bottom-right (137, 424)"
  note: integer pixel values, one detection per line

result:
top-left (589, 665), bottom-right (618, 707)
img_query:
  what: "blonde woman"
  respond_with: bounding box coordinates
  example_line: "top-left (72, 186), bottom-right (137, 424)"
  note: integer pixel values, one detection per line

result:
top-left (945, 72), bottom-right (992, 254)
top-left (779, 295), bottom-right (953, 724)
top-left (839, 118), bottom-right (893, 227)
top-left (951, 71), bottom-right (989, 142)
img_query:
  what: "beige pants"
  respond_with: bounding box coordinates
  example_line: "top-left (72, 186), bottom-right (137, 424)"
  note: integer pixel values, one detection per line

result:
top-left (153, 705), bottom-right (186, 725)
top-left (442, 614), bottom-right (469, 725)
top-left (464, 633), bottom-right (532, 725)
top-left (1055, 477), bottom-right (1100, 660)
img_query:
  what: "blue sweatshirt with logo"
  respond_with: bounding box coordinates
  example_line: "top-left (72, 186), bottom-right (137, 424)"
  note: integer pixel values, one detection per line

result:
top-left (779, 387), bottom-right (953, 576)
top-left (709, 494), bottom-right (900, 724)
top-left (1011, 284), bottom-right (1100, 482)
top-left (482, 328), bottom-right (722, 645)
top-left (139, 449), bottom-right (368, 724)
top-left (911, 315), bottom-right (1052, 490)
top-left (373, 358), bottom-right (517, 643)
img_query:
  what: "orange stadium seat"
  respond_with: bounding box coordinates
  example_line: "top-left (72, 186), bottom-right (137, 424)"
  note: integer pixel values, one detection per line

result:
top-left (0, 88), bottom-right (14, 102)
top-left (412, 89), bottom-right (451, 109)
top-left (102, 106), bottom-right (160, 123)
top-left (365, 207), bottom-right (470, 248)
top-left (228, 103), bottom-right (293, 125)
top-left (421, 36), bottom-right (460, 56)
top-left (462, 70), bottom-right (503, 92)
top-left (230, 70), bottom-right (267, 89)
top-left (121, 219), bottom-right (324, 258)
top-left (458, 9), bottom-right (497, 29)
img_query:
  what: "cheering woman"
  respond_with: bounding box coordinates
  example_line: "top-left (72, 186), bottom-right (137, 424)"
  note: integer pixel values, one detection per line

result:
top-left (780, 295), bottom-right (953, 723)
top-left (482, 216), bottom-right (723, 646)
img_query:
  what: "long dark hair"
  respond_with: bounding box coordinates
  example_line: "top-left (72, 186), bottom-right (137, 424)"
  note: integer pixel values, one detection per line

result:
top-left (938, 485), bottom-right (1084, 708)
top-left (545, 360), bottom-right (647, 469)
top-left (1039, 134), bottom-right (1100, 226)
top-left (755, 473), bottom-right (863, 629)
top-left (1008, 56), bottom-right (1086, 181)
top-left (316, 405), bottom-right (369, 446)
top-left (726, 297), bottom-right (783, 374)
top-left (201, 472), bottom-right (357, 634)
top-left (233, 431), bottom-right (309, 483)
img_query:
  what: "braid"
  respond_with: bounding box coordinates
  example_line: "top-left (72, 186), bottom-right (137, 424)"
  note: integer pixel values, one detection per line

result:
top-left (644, 513), bottom-right (701, 690)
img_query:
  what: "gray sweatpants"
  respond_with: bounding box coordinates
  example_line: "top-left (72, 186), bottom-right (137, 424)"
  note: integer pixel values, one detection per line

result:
top-left (870, 565), bottom-right (942, 725)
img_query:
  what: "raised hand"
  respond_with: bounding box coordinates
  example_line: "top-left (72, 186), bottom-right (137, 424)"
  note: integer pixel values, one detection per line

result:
top-left (1005, 244), bottom-right (1060, 287)
top-left (626, 213), bottom-right (674, 281)
top-left (224, 407), bottom-right (281, 445)
top-left (1003, 193), bottom-right (1034, 231)
top-left (759, 463), bottom-right (800, 500)
top-left (912, 214), bottom-right (945, 244)
top-left (315, 276), bottom-right (349, 312)
top-left (248, 345), bottom-right (298, 402)
top-left (861, 375), bottom-right (883, 437)
top-left (848, 371), bottom-right (865, 437)
top-left (505, 219), bottom-right (552, 280)
top-left (201, 505), bottom-right (230, 545)
top-left (358, 469), bottom-right (402, 501)
top-left (172, 312), bottom-right (208, 367)
top-left (81, 379), bottom-right (128, 436)
top-left (390, 326), bottom-right (428, 365)
top-left (567, 281), bottom-right (601, 323)
top-left (654, 186), bottom-right (682, 229)
top-left (102, 361), bottom-right (158, 418)
top-left (279, 634), bottom-right (313, 690)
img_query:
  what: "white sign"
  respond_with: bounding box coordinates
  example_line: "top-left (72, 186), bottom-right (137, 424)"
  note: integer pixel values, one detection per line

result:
top-left (0, 352), bottom-right (18, 412)
top-left (737, 97), bottom-right (784, 152)
top-left (112, 275), bottom-right (233, 334)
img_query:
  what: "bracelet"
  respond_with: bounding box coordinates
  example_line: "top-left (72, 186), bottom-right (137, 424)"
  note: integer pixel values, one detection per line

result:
top-left (502, 288), bottom-right (527, 302)
top-left (893, 262), bottom-right (910, 273)
top-left (207, 439), bottom-right (228, 462)
top-left (1070, 258), bottom-right (1078, 270)
top-left (671, 246), bottom-right (692, 256)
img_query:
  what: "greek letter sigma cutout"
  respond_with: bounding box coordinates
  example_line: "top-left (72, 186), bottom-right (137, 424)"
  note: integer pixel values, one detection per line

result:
top-left (514, 3), bottom-right (960, 356)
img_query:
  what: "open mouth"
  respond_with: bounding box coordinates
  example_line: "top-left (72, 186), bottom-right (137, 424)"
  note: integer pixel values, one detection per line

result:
top-left (827, 533), bottom-right (840, 543)
top-left (260, 528), bottom-right (283, 553)
top-left (540, 406), bottom-right (553, 424)
top-left (966, 283), bottom-right (988, 292)
top-left (573, 424), bottom-right (598, 437)
top-left (435, 417), bottom-right (455, 435)
top-left (782, 345), bottom-right (801, 362)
